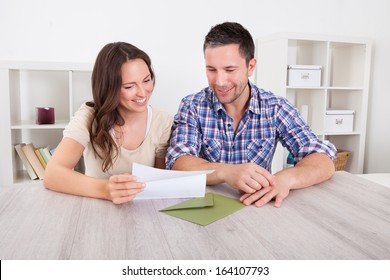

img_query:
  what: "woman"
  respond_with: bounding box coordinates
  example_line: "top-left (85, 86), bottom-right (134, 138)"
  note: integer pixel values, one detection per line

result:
top-left (44, 42), bottom-right (173, 204)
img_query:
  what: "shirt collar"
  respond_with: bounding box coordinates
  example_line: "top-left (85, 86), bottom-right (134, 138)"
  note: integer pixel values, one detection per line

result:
top-left (248, 81), bottom-right (261, 115)
top-left (209, 81), bottom-right (261, 115)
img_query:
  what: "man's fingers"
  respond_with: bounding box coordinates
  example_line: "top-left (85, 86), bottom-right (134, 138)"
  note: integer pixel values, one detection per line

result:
top-left (241, 187), bottom-right (272, 206)
top-left (274, 195), bottom-right (284, 208)
top-left (239, 192), bottom-right (251, 202)
top-left (254, 190), bottom-right (276, 208)
top-left (254, 167), bottom-right (276, 186)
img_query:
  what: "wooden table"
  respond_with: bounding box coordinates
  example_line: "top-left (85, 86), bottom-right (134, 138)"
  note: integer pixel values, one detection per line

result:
top-left (1, 171), bottom-right (389, 260)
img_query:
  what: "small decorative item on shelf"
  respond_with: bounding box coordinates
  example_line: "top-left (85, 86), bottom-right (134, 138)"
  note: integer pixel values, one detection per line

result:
top-left (333, 150), bottom-right (350, 171)
top-left (36, 107), bottom-right (55, 124)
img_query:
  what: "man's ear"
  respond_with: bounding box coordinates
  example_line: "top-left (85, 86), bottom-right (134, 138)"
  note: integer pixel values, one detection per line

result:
top-left (248, 58), bottom-right (257, 76)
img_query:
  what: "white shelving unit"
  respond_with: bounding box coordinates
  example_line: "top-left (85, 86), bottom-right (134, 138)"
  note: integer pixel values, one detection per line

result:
top-left (255, 33), bottom-right (372, 174)
top-left (0, 61), bottom-right (93, 187)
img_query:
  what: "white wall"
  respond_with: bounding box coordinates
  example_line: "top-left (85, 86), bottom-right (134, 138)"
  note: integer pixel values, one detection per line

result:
top-left (1, 0), bottom-right (389, 173)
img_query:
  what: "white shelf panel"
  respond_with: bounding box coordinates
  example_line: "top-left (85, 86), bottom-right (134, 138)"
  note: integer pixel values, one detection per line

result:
top-left (324, 131), bottom-right (361, 136)
top-left (0, 61), bottom-right (93, 71)
top-left (11, 120), bottom-right (68, 129)
top-left (327, 87), bottom-right (364, 91)
top-left (286, 86), bottom-right (326, 90)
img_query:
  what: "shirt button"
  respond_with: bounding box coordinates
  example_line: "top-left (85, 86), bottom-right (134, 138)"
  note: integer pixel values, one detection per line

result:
top-left (227, 124), bottom-right (231, 127)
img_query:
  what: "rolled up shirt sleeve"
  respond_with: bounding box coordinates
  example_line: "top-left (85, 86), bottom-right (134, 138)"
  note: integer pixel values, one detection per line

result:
top-left (166, 98), bottom-right (202, 169)
top-left (275, 98), bottom-right (337, 164)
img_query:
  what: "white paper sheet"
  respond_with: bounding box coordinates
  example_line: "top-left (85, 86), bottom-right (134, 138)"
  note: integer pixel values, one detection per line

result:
top-left (132, 163), bottom-right (214, 200)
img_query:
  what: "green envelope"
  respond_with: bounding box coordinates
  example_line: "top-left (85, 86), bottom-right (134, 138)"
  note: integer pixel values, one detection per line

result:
top-left (159, 192), bottom-right (246, 226)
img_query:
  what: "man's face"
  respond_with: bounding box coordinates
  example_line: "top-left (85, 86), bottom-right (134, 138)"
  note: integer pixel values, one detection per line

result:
top-left (204, 44), bottom-right (255, 105)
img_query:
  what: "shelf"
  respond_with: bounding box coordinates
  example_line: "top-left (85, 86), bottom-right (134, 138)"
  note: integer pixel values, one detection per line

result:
top-left (0, 60), bottom-right (93, 71)
top-left (11, 120), bottom-right (69, 129)
top-left (0, 61), bottom-right (93, 187)
top-left (256, 33), bottom-right (371, 174)
top-left (13, 170), bottom-right (43, 186)
top-left (286, 86), bottom-right (326, 90)
top-left (323, 132), bottom-right (361, 136)
top-left (287, 86), bottom-right (364, 91)
top-left (327, 87), bottom-right (364, 91)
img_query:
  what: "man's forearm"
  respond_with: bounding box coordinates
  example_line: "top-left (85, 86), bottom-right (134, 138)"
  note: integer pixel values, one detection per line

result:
top-left (172, 155), bottom-right (227, 185)
top-left (275, 152), bottom-right (335, 190)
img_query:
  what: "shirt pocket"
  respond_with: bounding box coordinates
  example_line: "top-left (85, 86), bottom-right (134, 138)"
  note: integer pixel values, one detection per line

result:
top-left (246, 138), bottom-right (275, 166)
top-left (201, 138), bottom-right (222, 162)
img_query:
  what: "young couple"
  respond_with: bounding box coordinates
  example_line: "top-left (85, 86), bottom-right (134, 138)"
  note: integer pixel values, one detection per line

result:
top-left (44, 22), bottom-right (337, 208)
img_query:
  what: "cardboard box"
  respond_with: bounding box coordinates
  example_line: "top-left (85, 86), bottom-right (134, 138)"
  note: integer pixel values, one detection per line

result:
top-left (287, 65), bottom-right (322, 87)
top-left (325, 110), bottom-right (354, 133)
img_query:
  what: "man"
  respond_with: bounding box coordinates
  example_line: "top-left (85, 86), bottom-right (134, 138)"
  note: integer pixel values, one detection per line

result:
top-left (166, 22), bottom-right (337, 208)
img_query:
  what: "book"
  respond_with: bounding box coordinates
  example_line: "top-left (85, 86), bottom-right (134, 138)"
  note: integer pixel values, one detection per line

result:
top-left (21, 143), bottom-right (45, 180)
top-left (14, 143), bottom-right (38, 180)
top-left (35, 148), bottom-right (47, 169)
top-left (40, 146), bottom-right (52, 163)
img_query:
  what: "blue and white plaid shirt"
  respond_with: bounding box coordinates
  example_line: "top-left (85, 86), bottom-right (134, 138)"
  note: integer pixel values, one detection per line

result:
top-left (166, 82), bottom-right (337, 172)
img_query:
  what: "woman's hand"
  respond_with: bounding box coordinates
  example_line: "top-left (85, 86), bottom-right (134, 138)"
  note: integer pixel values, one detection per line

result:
top-left (107, 174), bottom-right (145, 204)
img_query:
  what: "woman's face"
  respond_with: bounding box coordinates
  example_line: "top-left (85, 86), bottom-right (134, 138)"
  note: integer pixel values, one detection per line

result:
top-left (118, 58), bottom-right (153, 113)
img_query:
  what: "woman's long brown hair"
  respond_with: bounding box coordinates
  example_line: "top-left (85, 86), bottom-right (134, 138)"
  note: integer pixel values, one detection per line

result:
top-left (87, 42), bottom-right (155, 172)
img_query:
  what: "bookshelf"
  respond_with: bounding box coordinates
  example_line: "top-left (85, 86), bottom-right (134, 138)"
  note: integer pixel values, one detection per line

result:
top-left (0, 61), bottom-right (93, 187)
top-left (255, 33), bottom-right (372, 174)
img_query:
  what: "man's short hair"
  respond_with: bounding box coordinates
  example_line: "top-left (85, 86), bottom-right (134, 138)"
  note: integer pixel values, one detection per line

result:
top-left (203, 22), bottom-right (255, 65)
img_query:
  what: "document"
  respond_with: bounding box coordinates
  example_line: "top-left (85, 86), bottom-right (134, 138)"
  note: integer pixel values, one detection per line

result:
top-left (132, 163), bottom-right (213, 200)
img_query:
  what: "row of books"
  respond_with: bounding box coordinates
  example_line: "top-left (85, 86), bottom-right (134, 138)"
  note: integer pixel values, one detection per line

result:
top-left (14, 143), bottom-right (54, 180)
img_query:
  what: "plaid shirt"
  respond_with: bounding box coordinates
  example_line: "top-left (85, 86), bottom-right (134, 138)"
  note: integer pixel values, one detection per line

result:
top-left (166, 82), bottom-right (337, 172)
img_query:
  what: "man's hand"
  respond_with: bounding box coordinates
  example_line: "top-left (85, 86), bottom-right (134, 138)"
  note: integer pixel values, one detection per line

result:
top-left (239, 153), bottom-right (335, 208)
top-left (239, 182), bottom-right (290, 208)
top-left (239, 166), bottom-right (297, 208)
top-left (217, 162), bottom-right (276, 194)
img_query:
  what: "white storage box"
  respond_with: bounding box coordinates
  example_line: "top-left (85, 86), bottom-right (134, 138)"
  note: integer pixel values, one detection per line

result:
top-left (325, 110), bottom-right (354, 133)
top-left (287, 65), bottom-right (322, 87)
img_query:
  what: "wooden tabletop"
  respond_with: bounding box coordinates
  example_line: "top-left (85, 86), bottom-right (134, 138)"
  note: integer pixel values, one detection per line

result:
top-left (0, 171), bottom-right (389, 260)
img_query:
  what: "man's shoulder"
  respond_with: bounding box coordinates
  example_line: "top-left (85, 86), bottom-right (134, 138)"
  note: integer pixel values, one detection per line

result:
top-left (252, 85), bottom-right (285, 104)
top-left (181, 87), bottom-right (211, 105)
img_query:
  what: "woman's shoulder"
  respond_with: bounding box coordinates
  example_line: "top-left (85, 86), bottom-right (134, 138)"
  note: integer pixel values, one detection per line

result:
top-left (70, 102), bottom-right (93, 118)
top-left (149, 106), bottom-right (173, 135)
top-left (77, 102), bottom-right (95, 114)
top-left (63, 102), bottom-right (95, 146)
top-left (65, 102), bottom-right (95, 130)
top-left (151, 106), bottom-right (173, 122)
